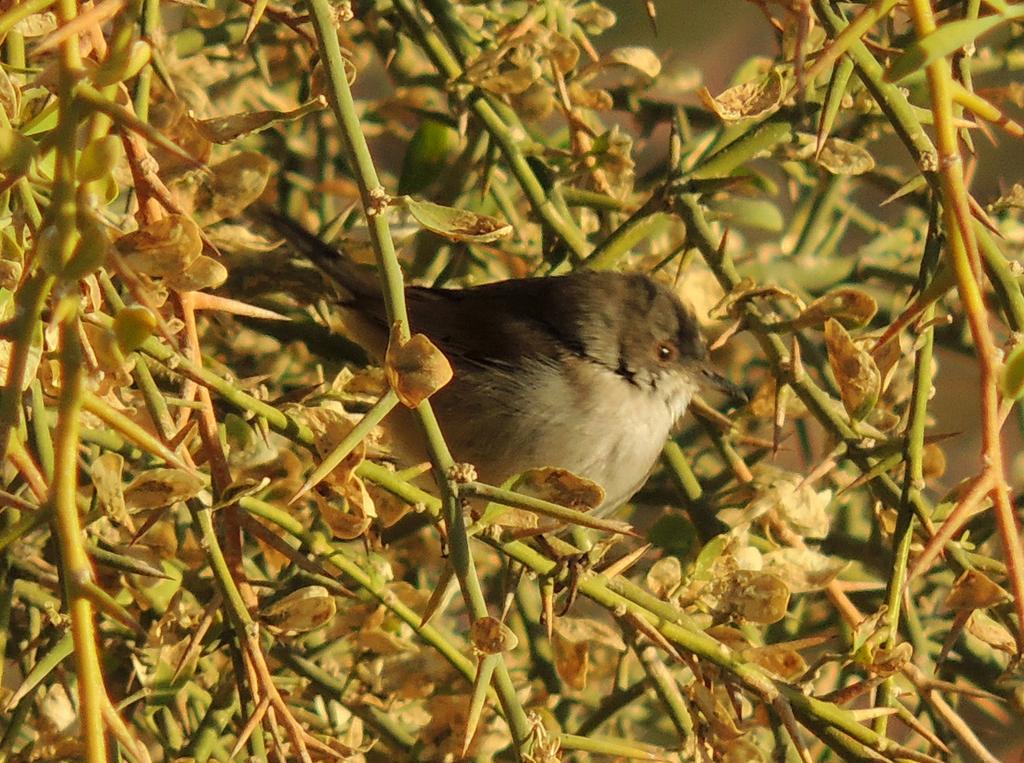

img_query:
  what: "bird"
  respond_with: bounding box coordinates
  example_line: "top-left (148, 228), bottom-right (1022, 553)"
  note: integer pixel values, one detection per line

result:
top-left (257, 211), bottom-right (743, 516)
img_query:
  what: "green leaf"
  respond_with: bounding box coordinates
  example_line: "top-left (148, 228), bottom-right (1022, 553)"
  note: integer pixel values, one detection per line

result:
top-left (999, 342), bottom-right (1024, 399)
top-left (398, 119), bottom-right (458, 195)
top-left (648, 513), bottom-right (697, 557)
top-left (705, 197), bottom-right (784, 232)
top-left (403, 197), bottom-right (513, 243)
top-left (887, 14), bottom-right (1016, 82)
top-left (0, 126), bottom-right (35, 176)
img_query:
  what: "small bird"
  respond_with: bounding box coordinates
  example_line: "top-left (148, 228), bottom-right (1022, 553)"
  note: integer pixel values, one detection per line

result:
top-left (259, 212), bottom-right (743, 516)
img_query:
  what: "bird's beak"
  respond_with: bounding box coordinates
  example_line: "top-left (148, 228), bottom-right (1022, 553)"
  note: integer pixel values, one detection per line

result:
top-left (698, 364), bottom-right (748, 405)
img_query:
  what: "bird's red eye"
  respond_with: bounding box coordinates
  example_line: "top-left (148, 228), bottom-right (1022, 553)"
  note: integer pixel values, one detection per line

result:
top-left (656, 342), bottom-right (676, 361)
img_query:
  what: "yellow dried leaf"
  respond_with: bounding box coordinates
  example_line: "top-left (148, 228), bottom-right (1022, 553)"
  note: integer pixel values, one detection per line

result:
top-left (945, 569), bottom-right (1010, 611)
top-left (385, 323), bottom-right (454, 408)
top-left (990, 182), bottom-right (1024, 212)
top-left (320, 505), bottom-right (372, 540)
top-left (966, 611), bottom-right (1016, 654)
top-left (921, 443), bottom-right (947, 479)
top-left (869, 642), bottom-right (912, 677)
top-left (705, 570), bottom-right (790, 625)
top-left (552, 628), bottom-right (589, 690)
top-left (116, 215), bottom-right (202, 278)
top-left (356, 628), bottom-right (417, 655)
top-left (91, 453), bottom-right (132, 531)
top-left (816, 138), bottom-right (876, 176)
top-left (175, 152), bottom-right (273, 225)
top-left (720, 737), bottom-right (766, 763)
top-left (795, 289), bottom-right (877, 329)
top-left (747, 473), bottom-right (833, 539)
top-left (14, 12), bottom-right (57, 37)
top-left (470, 616), bottom-right (519, 654)
top-left (646, 556), bottom-right (682, 599)
top-left (824, 318), bottom-right (881, 420)
top-left (404, 197), bottom-right (514, 243)
top-left (479, 60), bottom-right (542, 95)
top-left (261, 586), bottom-right (336, 633)
top-left (165, 255), bottom-right (228, 292)
top-left (700, 69), bottom-right (783, 122)
top-left (0, 62), bottom-right (20, 118)
top-left (189, 98), bottom-right (327, 144)
top-left (512, 467), bottom-right (605, 511)
top-left (745, 645), bottom-right (808, 680)
top-left (113, 305), bottom-right (157, 353)
top-left (549, 31), bottom-right (580, 74)
top-left (370, 483), bottom-right (414, 528)
top-left (124, 468), bottom-right (205, 510)
top-left (606, 46), bottom-right (661, 79)
top-left (761, 547), bottom-right (847, 593)
top-left (709, 280), bottom-right (802, 321)
top-left (553, 617), bottom-right (626, 650)
top-left (575, 3), bottom-right (617, 34)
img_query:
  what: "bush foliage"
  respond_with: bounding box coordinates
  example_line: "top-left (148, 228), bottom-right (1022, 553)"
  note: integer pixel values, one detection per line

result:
top-left (1, 0), bottom-right (1023, 761)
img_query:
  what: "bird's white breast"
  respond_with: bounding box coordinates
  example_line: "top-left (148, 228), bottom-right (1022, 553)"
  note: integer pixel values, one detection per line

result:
top-left (434, 357), bottom-right (696, 516)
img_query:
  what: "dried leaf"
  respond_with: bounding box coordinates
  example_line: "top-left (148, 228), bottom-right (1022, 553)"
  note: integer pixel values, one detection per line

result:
top-left (479, 60), bottom-right (542, 95)
top-left (762, 547), bottom-right (847, 593)
top-left (549, 32), bottom-right (580, 74)
top-left (189, 98), bottom-right (326, 143)
top-left (261, 586), bottom-right (336, 633)
top-left (921, 443), bottom-right (947, 479)
top-left (824, 318), bottom-right (881, 420)
top-left (470, 616), bottom-right (519, 654)
top-left (14, 12), bottom-right (57, 37)
top-left (966, 610), bottom-right (1016, 654)
top-left (404, 197), bottom-right (513, 243)
top-left (553, 617), bottom-right (626, 651)
top-left (990, 183), bottom-right (1024, 212)
top-left (869, 642), bottom-right (912, 677)
top-left (816, 138), bottom-right (876, 175)
top-left (747, 473), bottom-right (833, 539)
top-left (705, 570), bottom-right (790, 625)
top-left (165, 255), bottom-right (228, 292)
top-left (552, 628), bottom-right (589, 690)
top-left (710, 280), bottom-right (803, 321)
top-left (744, 644), bottom-right (808, 680)
top-left (605, 46), bottom-right (661, 79)
top-left (116, 215), bottom-right (202, 278)
top-left (320, 505), bottom-right (372, 540)
top-left (112, 305), bottom-right (157, 353)
top-left (575, 3), bottom-right (617, 34)
top-left (945, 569), bottom-right (1010, 610)
top-left (646, 556), bottom-right (682, 599)
top-left (385, 323), bottom-right (453, 408)
top-left (794, 289), bottom-right (877, 329)
top-left (124, 469), bottom-right (206, 510)
top-left (700, 69), bottom-right (783, 122)
top-left (512, 467), bottom-right (605, 511)
top-left (91, 453), bottom-right (132, 531)
top-left (174, 152), bottom-right (273, 225)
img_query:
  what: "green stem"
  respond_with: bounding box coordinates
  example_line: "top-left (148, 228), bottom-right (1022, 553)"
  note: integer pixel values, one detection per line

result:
top-left (51, 324), bottom-right (109, 762)
top-left (294, 2), bottom-right (532, 750)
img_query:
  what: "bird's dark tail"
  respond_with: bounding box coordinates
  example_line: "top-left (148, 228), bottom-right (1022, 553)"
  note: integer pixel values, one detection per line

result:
top-left (250, 206), bottom-right (380, 302)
